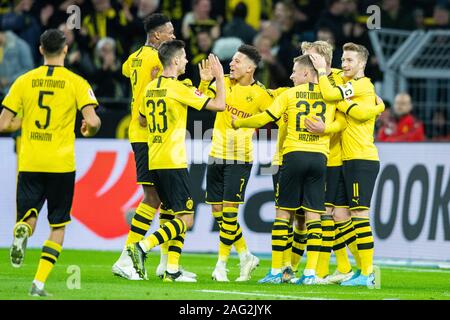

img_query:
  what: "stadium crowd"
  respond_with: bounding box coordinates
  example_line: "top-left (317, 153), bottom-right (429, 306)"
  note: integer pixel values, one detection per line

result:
top-left (0, 0), bottom-right (449, 140)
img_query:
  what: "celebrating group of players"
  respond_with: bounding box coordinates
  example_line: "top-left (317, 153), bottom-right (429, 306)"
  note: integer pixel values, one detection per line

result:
top-left (0, 11), bottom-right (383, 296)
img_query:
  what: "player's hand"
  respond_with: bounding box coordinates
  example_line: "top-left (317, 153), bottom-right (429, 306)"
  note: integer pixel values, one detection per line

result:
top-left (305, 116), bottom-right (325, 133)
top-left (309, 53), bottom-right (327, 70)
top-left (198, 58), bottom-right (213, 81)
top-left (209, 54), bottom-right (224, 80)
top-left (231, 115), bottom-right (238, 130)
top-left (80, 119), bottom-right (90, 137)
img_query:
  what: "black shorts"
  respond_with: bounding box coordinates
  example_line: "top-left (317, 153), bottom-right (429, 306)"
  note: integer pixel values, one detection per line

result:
top-left (343, 160), bottom-right (380, 210)
top-left (272, 165), bottom-right (304, 216)
top-left (151, 168), bottom-right (194, 214)
top-left (131, 142), bottom-right (156, 185)
top-left (17, 171), bottom-right (75, 227)
top-left (325, 166), bottom-right (348, 208)
top-left (205, 157), bottom-right (252, 204)
top-left (275, 151), bottom-right (326, 213)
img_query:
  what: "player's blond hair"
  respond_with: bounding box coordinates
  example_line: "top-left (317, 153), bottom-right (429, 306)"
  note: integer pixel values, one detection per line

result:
top-left (343, 42), bottom-right (369, 64)
top-left (300, 41), bottom-right (333, 67)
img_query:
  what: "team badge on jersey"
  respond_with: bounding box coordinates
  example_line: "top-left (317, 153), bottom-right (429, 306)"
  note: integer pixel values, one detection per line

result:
top-left (194, 89), bottom-right (203, 97)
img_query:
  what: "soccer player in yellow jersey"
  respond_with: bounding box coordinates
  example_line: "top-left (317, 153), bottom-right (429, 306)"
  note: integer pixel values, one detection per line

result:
top-left (233, 54), bottom-right (345, 284)
top-left (113, 14), bottom-right (195, 281)
top-left (198, 45), bottom-right (274, 282)
top-left (126, 40), bottom-right (226, 282)
top-left (0, 29), bottom-right (101, 296)
top-left (301, 41), bottom-right (359, 284)
top-left (310, 42), bottom-right (385, 286)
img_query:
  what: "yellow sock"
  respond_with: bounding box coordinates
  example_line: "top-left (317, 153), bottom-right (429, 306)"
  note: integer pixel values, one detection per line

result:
top-left (233, 223), bottom-right (248, 255)
top-left (333, 223), bottom-right (352, 273)
top-left (140, 218), bottom-right (186, 252)
top-left (305, 219), bottom-right (322, 271)
top-left (271, 218), bottom-right (290, 271)
top-left (159, 208), bottom-right (175, 255)
top-left (337, 218), bottom-right (361, 269)
top-left (218, 207), bottom-right (238, 262)
top-left (125, 203), bottom-right (156, 245)
top-left (167, 231), bottom-right (185, 273)
top-left (316, 215), bottom-right (334, 278)
top-left (291, 227), bottom-right (307, 272)
top-left (352, 217), bottom-right (374, 276)
top-left (34, 240), bottom-right (62, 284)
top-left (282, 224), bottom-right (293, 268)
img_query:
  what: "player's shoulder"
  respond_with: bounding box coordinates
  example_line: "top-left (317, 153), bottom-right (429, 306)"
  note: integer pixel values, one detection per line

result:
top-left (62, 67), bottom-right (90, 85)
top-left (350, 76), bottom-right (374, 91)
top-left (252, 80), bottom-right (274, 97)
top-left (331, 68), bottom-right (343, 76)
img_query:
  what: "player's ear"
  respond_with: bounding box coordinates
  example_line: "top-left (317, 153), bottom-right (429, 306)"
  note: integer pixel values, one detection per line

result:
top-left (63, 45), bottom-right (68, 55)
top-left (39, 45), bottom-right (44, 56)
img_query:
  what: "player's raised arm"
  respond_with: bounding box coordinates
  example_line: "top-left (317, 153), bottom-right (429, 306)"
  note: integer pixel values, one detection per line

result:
top-left (337, 96), bottom-right (385, 122)
top-left (80, 105), bottom-right (101, 137)
top-left (310, 54), bottom-right (345, 101)
top-left (203, 54), bottom-right (225, 112)
top-left (198, 57), bottom-right (216, 98)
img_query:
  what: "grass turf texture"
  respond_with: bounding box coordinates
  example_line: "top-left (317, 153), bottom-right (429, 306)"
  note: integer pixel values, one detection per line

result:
top-left (0, 248), bottom-right (449, 300)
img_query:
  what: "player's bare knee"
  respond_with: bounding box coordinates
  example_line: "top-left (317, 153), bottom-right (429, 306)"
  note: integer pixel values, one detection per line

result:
top-left (212, 204), bottom-right (223, 213)
top-left (351, 209), bottom-right (369, 218)
top-left (142, 185), bottom-right (161, 208)
top-left (275, 208), bottom-right (291, 220)
top-left (179, 214), bottom-right (194, 230)
top-left (223, 202), bottom-right (239, 209)
top-left (334, 207), bottom-right (351, 221)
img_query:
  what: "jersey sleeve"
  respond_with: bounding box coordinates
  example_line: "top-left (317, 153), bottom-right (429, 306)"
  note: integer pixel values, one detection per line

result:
top-left (74, 77), bottom-right (99, 110)
top-left (198, 79), bottom-right (217, 98)
top-left (172, 81), bottom-right (211, 111)
top-left (1, 77), bottom-right (23, 115)
top-left (325, 110), bottom-right (347, 134)
top-left (257, 89), bottom-right (275, 112)
top-left (337, 98), bottom-right (385, 122)
top-left (265, 92), bottom-right (288, 119)
top-left (122, 57), bottom-right (131, 78)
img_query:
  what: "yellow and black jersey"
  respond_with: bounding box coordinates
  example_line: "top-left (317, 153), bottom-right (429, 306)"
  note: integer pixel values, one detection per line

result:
top-left (123, 45), bottom-right (163, 143)
top-left (199, 76), bottom-right (274, 162)
top-left (264, 83), bottom-right (337, 158)
top-left (268, 87), bottom-right (288, 166)
top-left (327, 68), bottom-right (345, 166)
top-left (318, 72), bottom-right (380, 161)
top-left (2, 65), bottom-right (98, 173)
top-left (139, 76), bottom-right (210, 170)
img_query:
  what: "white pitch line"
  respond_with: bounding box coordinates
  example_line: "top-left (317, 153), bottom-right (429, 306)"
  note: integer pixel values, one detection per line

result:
top-left (196, 289), bottom-right (333, 300)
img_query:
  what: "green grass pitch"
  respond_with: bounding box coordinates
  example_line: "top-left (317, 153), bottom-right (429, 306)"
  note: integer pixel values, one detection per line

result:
top-left (0, 248), bottom-right (449, 300)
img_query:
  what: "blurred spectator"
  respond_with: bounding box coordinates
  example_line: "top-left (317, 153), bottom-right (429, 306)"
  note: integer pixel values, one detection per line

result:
top-left (58, 23), bottom-right (95, 79)
top-left (316, 27), bottom-right (342, 68)
top-left (0, 0), bottom-right (41, 63)
top-left (253, 33), bottom-right (287, 89)
top-left (316, 0), bottom-right (348, 47)
top-left (0, 30), bottom-right (33, 97)
top-left (377, 93), bottom-right (425, 142)
top-left (160, 0), bottom-right (191, 38)
top-left (188, 30), bottom-right (213, 85)
top-left (428, 108), bottom-right (450, 141)
top-left (126, 0), bottom-right (160, 52)
top-left (271, 2), bottom-right (300, 85)
top-left (136, 0), bottom-right (160, 18)
top-left (182, 0), bottom-right (219, 40)
top-left (222, 2), bottom-right (257, 45)
top-left (289, 0), bottom-right (326, 31)
top-left (431, 5), bottom-right (450, 28)
top-left (380, 0), bottom-right (416, 30)
top-left (226, 0), bottom-right (266, 31)
top-left (182, 0), bottom-right (220, 78)
top-left (80, 0), bottom-right (131, 60)
top-left (91, 37), bottom-right (125, 99)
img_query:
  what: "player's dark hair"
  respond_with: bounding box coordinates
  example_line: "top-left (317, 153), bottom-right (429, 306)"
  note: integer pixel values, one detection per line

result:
top-left (237, 44), bottom-right (261, 67)
top-left (143, 13), bottom-right (170, 34)
top-left (40, 29), bottom-right (66, 56)
top-left (158, 40), bottom-right (185, 68)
